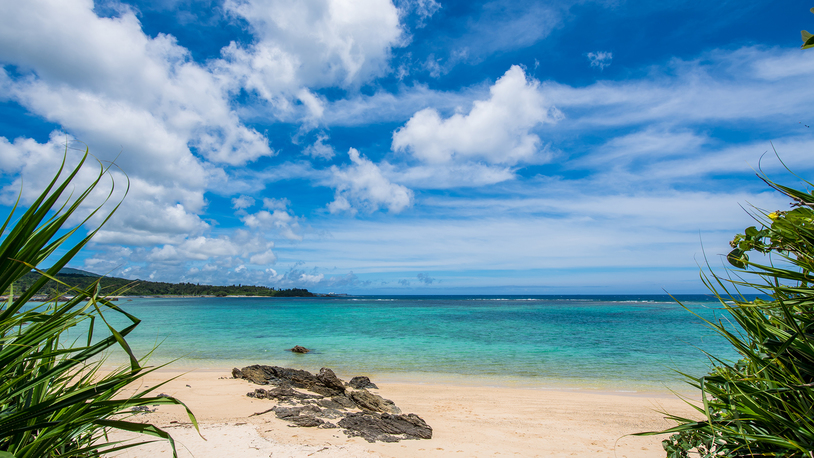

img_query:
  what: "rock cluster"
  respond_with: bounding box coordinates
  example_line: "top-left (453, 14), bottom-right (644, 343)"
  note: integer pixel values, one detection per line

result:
top-left (233, 365), bottom-right (432, 443)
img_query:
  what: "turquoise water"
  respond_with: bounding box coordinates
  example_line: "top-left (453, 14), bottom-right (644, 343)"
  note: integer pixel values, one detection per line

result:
top-left (99, 295), bottom-right (740, 390)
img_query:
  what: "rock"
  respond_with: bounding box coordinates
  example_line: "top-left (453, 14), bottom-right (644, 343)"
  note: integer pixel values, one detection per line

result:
top-left (290, 345), bottom-right (310, 353)
top-left (272, 405), bottom-right (321, 419)
top-left (248, 387), bottom-right (322, 401)
top-left (236, 365), bottom-right (345, 397)
top-left (349, 389), bottom-right (401, 414)
top-left (331, 395), bottom-right (357, 409)
top-left (349, 376), bottom-right (378, 389)
top-left (288, 415), bottom-right (324, 427)
top-left (338, 412), bottom-right (432, 443)
top-left (239, 365), bottom-right (433, 441)
top-left (271, 405), bottom-right (325, 427)
top-left (316, 367), bottom-right (347, 393)
top-left (316, 398), bottom-right (348, 410)
top-left (317, 409), bottom-right (346, 419)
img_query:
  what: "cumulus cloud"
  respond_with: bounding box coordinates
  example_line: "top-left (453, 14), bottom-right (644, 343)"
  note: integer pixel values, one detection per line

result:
top-left (302, 134), bottom-right (336, 160)
top-left (0, 0), bottom-right (272, 166)
top-left (587, 51), bottom-right (612, 70)
top-left (220, 0), bottom-right (404, 92)
top-left (392, 65), bottom-right (561, 165)
top-left (83, 230), bottom-right (278, 283)
top-left (0, 0), bottom-right (275, 249)
top-left (242, 208), bottom-right (303, 241)
top-left (417, 272), bottom-right (435, 284)
top-left (232, 195), bottom-right (256, 210)
top-left (328, 148), bottom-right (413, 214)
top-left (263, 197), bottom-right (291, 210)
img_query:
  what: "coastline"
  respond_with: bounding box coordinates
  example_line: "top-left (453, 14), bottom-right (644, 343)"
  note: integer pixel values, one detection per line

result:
top-left (106, 365), bottom-right (701, 458)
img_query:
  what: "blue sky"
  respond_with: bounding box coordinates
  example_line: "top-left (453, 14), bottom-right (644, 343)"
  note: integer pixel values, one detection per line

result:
top-left (0, 0), bottom-right (812, 294)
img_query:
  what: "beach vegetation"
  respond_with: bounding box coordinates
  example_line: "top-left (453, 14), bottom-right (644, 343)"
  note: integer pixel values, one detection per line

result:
top-left (0, 150), bottom-right (198, 457)
top-left (8, 269), bottom-right (315, 298)
top-left (644, 165), bottom-right (814, 457)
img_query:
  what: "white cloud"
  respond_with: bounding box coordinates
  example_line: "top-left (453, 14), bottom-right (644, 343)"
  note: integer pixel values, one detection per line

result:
top-left (242, 209), bottom-right (303, 241)
top-left (587, 51), bottom-right (612, 70)
top-left (263, 197), bottom-right (291, 210)
top-left (302, 134), bottom-right (336, 160)
top-left (392, 65), bottom-right (561, 165)
top-left (447, 2), bottom-right (561, 65)
top-left (221, 0), bottom-right (404, 92)
top-left (0, 0), bottom-right (276, 251)
top-left (381, 162), bottom-right (515, 189)
top-left (250, 250), bottom-right (277, 265)
top-left (0, 0), bottom-right (272, 166)
top-left (542, 47), bottom-right (814, 128)
top-left (232, 195), bottom-right (256, 210)
top-left (328, 148), bottom-right (413, 214)
top-left (396, 0), bottom-right (441, 24)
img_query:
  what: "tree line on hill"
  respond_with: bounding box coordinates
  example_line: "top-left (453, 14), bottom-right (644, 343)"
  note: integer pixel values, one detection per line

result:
top-left (9, 270), bottom-right (314, 298)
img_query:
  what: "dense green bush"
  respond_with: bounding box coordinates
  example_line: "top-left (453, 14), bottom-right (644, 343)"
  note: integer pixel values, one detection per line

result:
top-left (0, 151), bottom-right (197, 457)
top-left (645, 170), bottom-right (814, 457)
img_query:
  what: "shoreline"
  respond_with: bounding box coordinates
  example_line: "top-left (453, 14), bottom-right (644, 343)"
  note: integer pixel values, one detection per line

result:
top-left (105, 365), bottom-right (701, 457)
top-left (105, 361), bottom-right (699, 396)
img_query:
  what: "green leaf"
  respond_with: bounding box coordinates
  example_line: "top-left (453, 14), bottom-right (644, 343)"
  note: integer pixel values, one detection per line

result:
top-left (727, 249), bottom-right (748, 268)
top-left (803, 31), bottom-right (814, 49)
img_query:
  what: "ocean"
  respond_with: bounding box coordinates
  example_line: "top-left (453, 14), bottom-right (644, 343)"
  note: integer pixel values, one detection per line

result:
top-left (101, 295), bottom-right (741, 391)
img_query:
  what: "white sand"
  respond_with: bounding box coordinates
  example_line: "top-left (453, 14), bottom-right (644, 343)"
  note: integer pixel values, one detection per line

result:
top-left (105, 369), bottom-right (700, 458)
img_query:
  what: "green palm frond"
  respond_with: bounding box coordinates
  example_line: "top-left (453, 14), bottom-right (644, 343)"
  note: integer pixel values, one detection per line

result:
top-left (0, 147), bottom-right (198, 457)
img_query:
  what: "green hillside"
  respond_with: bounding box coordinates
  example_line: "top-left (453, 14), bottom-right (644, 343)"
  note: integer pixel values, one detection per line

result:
top-left (8, 270), bottom-right (314, 298)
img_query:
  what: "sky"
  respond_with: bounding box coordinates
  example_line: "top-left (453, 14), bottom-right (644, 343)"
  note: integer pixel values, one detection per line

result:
top-left (0, 0), bottom-right (812, 294)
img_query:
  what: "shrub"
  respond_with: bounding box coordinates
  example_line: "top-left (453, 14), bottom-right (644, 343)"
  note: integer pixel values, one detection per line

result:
top-left (0, 150), bottom-right (198, 457)
top-left (643, 168), bottom-right (814, 457)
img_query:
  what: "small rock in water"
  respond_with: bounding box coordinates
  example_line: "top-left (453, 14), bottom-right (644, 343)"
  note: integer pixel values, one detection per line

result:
top-left (290, 345), bottom-right (310, 353)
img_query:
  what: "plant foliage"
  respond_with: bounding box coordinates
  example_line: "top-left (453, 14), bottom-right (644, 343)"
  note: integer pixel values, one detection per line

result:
top-left (0, 150), bottom-right (198, 457)
top-left (640, 166), bottom-right (814, 457)
top-left (8, 271), bottom-right (315, 298)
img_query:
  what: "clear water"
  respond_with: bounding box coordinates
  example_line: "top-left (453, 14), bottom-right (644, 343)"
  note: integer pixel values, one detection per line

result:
top-left (96, 295), bottom-right (741, 391)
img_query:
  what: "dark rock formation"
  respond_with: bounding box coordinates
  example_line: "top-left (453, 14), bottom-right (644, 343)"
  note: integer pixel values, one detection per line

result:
top-left (348, 389), bottom-right (401, 414)
top-left (338, 412), bottom-right (433, 443)
top-left (272, 405), bottom-right (324, 427)
top-left (272, 405), bottom-right (321, 418)
top-left (290, 345), bottom-right (310, 353)
top-left (316, 398), bottom-right (349, 410)
top-left (330, 395), bottom-right (357, 409)
top-left (316, 367), bottom-right (346, 393)
top-left (247, 386), bottom-right (321, 401)
top-left (236, 365), bottom-right (346, 397)
top-left (237, 365), bottom-right (431, 442)
top-left (349, 376), bottom-right (378, 389)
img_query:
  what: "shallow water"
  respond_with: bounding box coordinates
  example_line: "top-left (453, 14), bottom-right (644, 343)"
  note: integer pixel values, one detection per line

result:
top-left (94, 294), bottom-right (740, 391)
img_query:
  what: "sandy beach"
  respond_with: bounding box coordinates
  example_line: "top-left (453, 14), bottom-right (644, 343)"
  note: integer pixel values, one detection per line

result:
top-left (105, 368), bottom-right (700, 458)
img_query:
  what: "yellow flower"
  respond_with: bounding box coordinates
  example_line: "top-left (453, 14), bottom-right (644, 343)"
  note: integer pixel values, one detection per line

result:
top-left (768, 211), bottom-right (780, 220)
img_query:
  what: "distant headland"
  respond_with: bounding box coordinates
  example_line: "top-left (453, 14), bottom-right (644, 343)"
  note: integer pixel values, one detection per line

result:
top-left (10, 268), bottom-right (315, 298)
